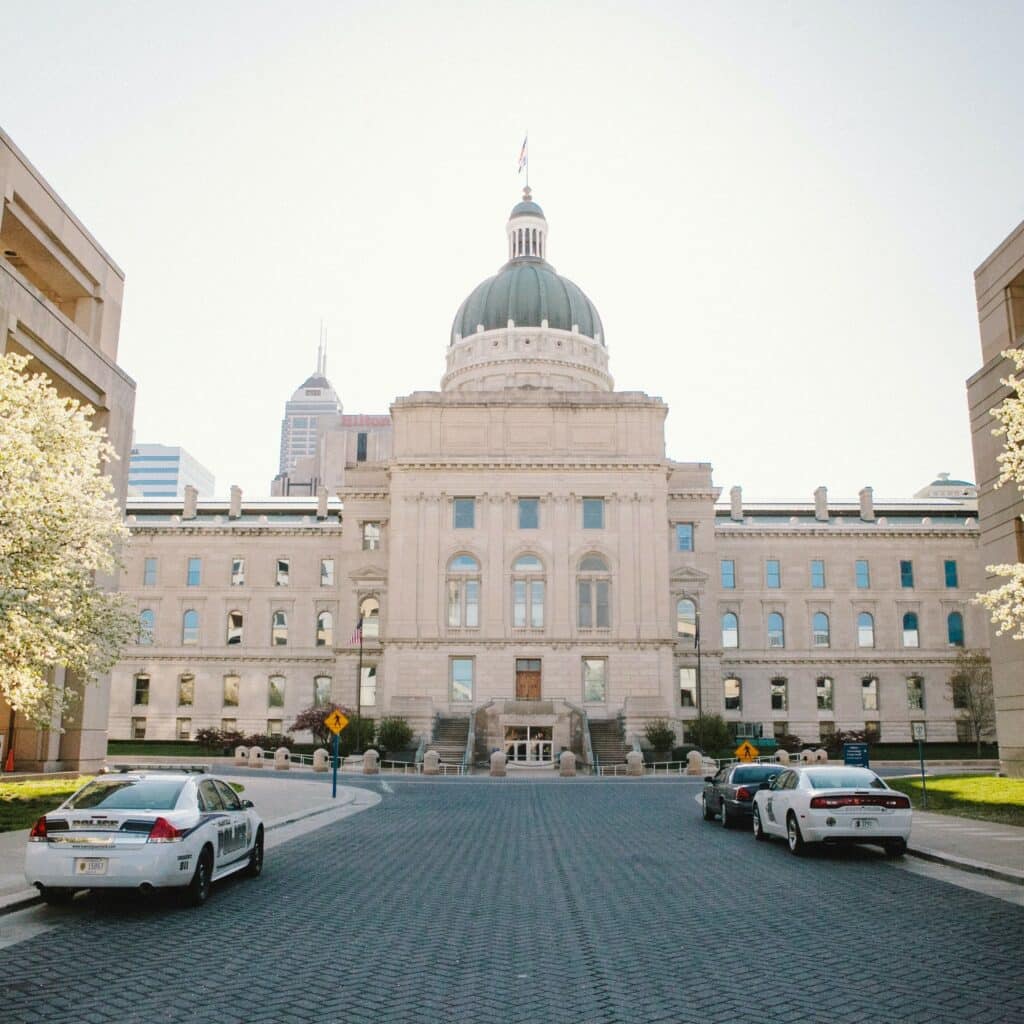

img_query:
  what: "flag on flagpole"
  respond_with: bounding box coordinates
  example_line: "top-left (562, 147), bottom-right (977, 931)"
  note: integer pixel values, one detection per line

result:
top-left (694, 613), bottom-right (700, 650)
top-left (517, 135), bottom-right (528, 174)
top-left (350, 617), bottom-right (363, 645)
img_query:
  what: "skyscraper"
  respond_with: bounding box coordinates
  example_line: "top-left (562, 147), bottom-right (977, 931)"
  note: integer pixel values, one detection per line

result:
top-left (128, 443), bottom-right (215, 497)
top-left (277, 340), bottom-right (342, 476)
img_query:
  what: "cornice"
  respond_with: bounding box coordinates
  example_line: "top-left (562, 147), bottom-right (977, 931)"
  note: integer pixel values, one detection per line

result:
top-left (121, 653), bottom-right (335, 665)
top-left (718, 653), bottom-right (965, 667)
top-left (715, 526), bottom-right (977, 540)
top-left (380, 637), bottom-right (675, 651)
top-left (391, 460), bottom-right (669, 472)
top-left (128, 526), bottom-right (345, 538)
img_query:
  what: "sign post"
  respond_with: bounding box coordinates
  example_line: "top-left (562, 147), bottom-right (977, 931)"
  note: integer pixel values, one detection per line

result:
top-left (323, 709), bottom-right (350, 799)
top-left (912, 722), bottom-right (928, 809)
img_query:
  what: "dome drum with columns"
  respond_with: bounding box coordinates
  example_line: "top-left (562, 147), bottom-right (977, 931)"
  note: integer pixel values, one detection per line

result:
top-left (443, 188), bottom-right (612, 393)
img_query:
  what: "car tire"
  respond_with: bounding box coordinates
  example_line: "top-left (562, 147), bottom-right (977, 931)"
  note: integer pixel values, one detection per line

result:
top-left (720, 801), bottom-right (732, 829)
top-left (753, 807), bottom-right (767, 842)
top-left (184, 846), bottom-right (213, 907)
top-left (786, 813), bottom-right (806, 856)
top-left (39, 887), bottom-right (73, 906)
top-left (244, 827), bottom-right (264, 878)
top-left (884, 838), bottom-right (908, 859)
top-left (702, 794), bottom-right (714, 821)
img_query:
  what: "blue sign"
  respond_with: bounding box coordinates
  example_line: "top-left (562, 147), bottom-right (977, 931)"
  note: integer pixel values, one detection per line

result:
top-left (844, 743), bottom-right (870, 768)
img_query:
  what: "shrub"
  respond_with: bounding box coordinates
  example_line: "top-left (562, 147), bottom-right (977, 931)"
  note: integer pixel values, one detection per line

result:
top-left (194, 727), bottom-right (244, 752)
top-left (686, 714), bottom-right (733, 757)
top-left (244, 733), bottom-right (294, 750)
top-left (774, 733), bottom-right (805, 755)
top-left (377, 717), bottom-right (414, 753)
top-left (824, 729), bottom-right (868, 758)
top-left (644, 718), bottom-right (677, 754)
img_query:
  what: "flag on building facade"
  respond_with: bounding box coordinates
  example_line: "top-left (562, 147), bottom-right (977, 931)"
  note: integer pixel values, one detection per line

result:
top-left (350, 617), bottom-right (363, 645)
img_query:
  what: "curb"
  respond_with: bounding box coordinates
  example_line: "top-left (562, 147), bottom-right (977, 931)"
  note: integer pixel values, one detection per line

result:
top-left (906, 845), bottom-right (1024, 887)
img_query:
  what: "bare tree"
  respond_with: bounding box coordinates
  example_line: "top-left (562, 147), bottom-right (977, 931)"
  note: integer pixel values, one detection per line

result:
top-left (948, 650), bottom-right (996, 756)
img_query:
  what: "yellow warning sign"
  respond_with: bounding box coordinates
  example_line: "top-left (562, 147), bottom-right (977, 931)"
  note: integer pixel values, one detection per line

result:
top-left (734, 741), bottom-right (759, 762)
top-left (324, 710), bottom-right (349, 735)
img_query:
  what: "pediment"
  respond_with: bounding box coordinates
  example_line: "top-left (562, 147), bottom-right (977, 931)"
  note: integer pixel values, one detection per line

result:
top-left (349, 564), bottom-right (387, 581)
top-left (670, 566), bottom-right (709, 583)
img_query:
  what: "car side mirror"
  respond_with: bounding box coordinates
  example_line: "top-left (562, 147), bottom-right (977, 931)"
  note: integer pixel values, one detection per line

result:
top-left (241, 799), bottom-right (254, 809)
top-left (703, 776), bottom-right (714, 783)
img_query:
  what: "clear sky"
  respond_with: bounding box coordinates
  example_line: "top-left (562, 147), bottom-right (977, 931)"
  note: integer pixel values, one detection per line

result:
top-left (5, 0), bottom-right (1024, 501)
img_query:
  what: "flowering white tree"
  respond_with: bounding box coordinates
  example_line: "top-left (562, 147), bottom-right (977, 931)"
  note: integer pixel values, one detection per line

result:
top-left (0, 353), bottom-right (135, 726)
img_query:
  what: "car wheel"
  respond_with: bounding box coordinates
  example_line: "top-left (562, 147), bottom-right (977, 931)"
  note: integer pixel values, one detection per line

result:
top-left (786, 813), bottom-right (806, 856)
top-left (753, 807), bottom-right (767, 842)
top-left (720, 800), bottom-right (731, 829)
top-left (244, 827), bottom-right (264, 878)
top-left (184, 847), bottom-right (213, 907)
top-left (702, 794), bottom-right (714, 821)
top-left (39, 887), bottom-right (74, 906)
top-left (884, 838), bottom-right (907, 859)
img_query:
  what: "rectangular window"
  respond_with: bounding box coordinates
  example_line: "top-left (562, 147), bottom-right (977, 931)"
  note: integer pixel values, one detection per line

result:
top-left (453, 498), bottom-right (475, 529)
top-left (864, 720), bottom-right (880, 742)
top-left (143, 557), bottom-right (157, 586)
top-left (955, 719), bottom-right (973, 743)
top-left (855, 559), bottom-right (870, 589)
top-left (276, 558), bottom-right (290, 586)
top-left (221, 718), bottom-right (237, 733)
top-left (577, 580), bottom-right (610, 629)
top-left (679, 667), bottom-right (697, 708)
top-left (900, 560), bottom-right (914, 588)
top-left (223, 674), bottom-right (240, 707)
top-left (321, 558), bottom-right (335, 586)
top-left (360, 665), bottom-right (377, 707)
top-left (723, 677), bottom-right (742, 712)
top-left (131, 717), bottom-right (146, 740)
top-left (362, 523), bottom-right (381, 551)
top-left (770, 678), bottom-right (787, 712)
top-left (816, 676), bottom-right (834, 711)
top-left (773, 720), bottom-right (788, 739)
top-left (231, 557), bottom-right (245, 586)
top-left (906, 676), bottom-right (924, 711)
top-left (861, 677), bottom-right (879, 712)
top-left (676, 523), bottom-right (694, 552)
top-left (314, 675), bottom-right (332, 707)
top-left (133, 674), bottom-right (150, 706)
top-left (177, 674), bottom-right (194, 707)
top-left (810, 559), bottom-right (825, 589)
top-left (582, 498), bottom-right (605, 529)
top-left (268, 675), bottom-right (285, 708)
top-left (721, 559), bottom-right (736, 589)
top-left (356, 432), bottom-right (367, 462)
top-left (267, 719), bottom-right (283, 737)
top-left (944, 559), bottom-right (959, 588)
top-left (766, 559), bottom-right (780, 589)
top-left (187, 557), bottom-right (201, 586)
top-left (176, 717), bottom-right (191, 741)
top-left (450, 658), bottom-right (473, 702)
top-left (518, 498), bottom-right (539, 529)
top-left (583, 658), bottom-right (607, 702)
top-left (819, 721), bottom-right (836, 742)
top-left (465, 580), bottom-right (480, 628)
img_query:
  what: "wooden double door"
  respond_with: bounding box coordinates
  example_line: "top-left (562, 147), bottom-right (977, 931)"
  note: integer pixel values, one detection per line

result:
top-left (515, 658), bottom-right (541, 700)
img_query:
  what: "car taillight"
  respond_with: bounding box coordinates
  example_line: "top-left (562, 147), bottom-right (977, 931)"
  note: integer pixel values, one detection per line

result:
top-left (810, 794), bottom-right (912, 809)
top-left (29, 817), bottom-right (48, 842)
top-left (734, 787), bottom-right (753, 801)
top-left (147, 817), bottom-right (183, 843)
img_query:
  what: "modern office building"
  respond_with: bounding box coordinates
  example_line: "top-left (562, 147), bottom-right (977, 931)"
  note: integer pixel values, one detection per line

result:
top-left (128, 443), bottom-right (215, 498)
top-left (109, 190), bottom-right (986, 766)
top-left (276, 343), bottom-right (343, 478)
top-left (967, 218), bottom-right (1024, 778)
top-left (1, 125), bottom-right (136, 771)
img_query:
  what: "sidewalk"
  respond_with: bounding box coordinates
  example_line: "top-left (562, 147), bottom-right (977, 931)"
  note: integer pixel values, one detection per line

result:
top-left (0, 770), bottom-right (376, 915)
top-left (908, 809), bottom-right (1024, 884)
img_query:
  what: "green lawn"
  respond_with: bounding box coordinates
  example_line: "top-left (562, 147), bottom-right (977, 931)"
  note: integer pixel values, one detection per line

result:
top-left (0, 776), bottom-right (93, 833)
top-left (886, 774), bottom-right (1024, 828)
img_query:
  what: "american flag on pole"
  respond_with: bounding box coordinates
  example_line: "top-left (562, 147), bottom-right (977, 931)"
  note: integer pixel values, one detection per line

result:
top-left (517, 135), bottom-right (528, 174)
top-left (350, 617), bottom-right (363, 645)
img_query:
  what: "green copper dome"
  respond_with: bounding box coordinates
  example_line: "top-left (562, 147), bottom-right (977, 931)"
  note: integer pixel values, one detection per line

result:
top-left (451, 258), bottom-right (604, 344)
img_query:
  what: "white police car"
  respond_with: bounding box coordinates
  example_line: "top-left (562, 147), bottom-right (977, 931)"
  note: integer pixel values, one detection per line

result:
top-left (25, 766), bottom-right (264, 906)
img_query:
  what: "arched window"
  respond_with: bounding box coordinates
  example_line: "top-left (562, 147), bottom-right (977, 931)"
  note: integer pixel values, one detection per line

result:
top-left (577, 554), bottom-right (610, 629)
top-left (812, 612), bottom-right (830, 648)
top-left (138, 609), bottom-right (155, 645)
top-left (271, 610), bottom-right (288, 646)
top-left (767, 612), bottom-right (785, 649)
top-left (947, 611), bottom-right (964, 647)
top-left (857, 612), bottom-right (874, 648)
top-left (447, 555), bottom-right (480, 628)
top-left (226, 610), bottom-right (244, 646)
top-left (902, 612), bottom-right (919, 648)
top-left (512, 555), bottom-right (545, 628)
top-left (721, 611), bottom-right (738, 648)
top-left (359, 596), bottom-right (380, 638)
top-left (676, 598), bottom-right (697, 645)
top-left (182, 609), bottom-right (199, 646)
top-left (316, 611), bottom-right (333, 647)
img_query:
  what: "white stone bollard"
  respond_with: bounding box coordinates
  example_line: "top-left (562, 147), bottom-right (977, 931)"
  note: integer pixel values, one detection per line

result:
top-left (274, 747), bottom-right (290, 771)
top-left (815, 748), bottom-right (829, 763)
top-left (423, 750), bottom-right (441, 775)
top-left (685, 750), bottom-right (704, 776)
top-left (312, 748), bottom-right (329, 773)
top-left (248, 747), bottom-right (265, 769)
top-left (626, 750), bottom-right (644, 776)
top-left (559, 750), bottom-right (576, 777)
top-left (775, 749), bottom-right (790, 765)
top-left (234, 745), bottom-right (249, 766)
top-left (801, 749), bottom-right (816, 764)
top-left (490, 750), bottom-right (507, 777)
top-left (362, 749), bottom-right (380, 774)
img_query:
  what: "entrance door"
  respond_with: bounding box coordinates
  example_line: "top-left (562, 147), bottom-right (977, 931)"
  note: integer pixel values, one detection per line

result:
top-left (515, 659), bottom-right (541, 700)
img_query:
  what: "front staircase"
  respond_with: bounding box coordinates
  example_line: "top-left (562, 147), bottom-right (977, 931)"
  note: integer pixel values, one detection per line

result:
top-left (432, 716), bottom-right (470, 765)
top-left (589, 719), bottom-right (628, 767)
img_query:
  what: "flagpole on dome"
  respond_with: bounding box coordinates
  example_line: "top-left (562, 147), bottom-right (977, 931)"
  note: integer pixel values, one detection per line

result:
top-left (517, 132), bottom-right (529, 191)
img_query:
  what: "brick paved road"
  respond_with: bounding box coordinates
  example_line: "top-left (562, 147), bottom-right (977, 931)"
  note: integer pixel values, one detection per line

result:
top-left (4, 779), bottom-right (1024, 1023)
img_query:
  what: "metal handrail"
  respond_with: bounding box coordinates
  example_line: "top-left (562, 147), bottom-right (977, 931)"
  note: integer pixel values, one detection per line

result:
top-left (463, 711), bottom-right (476, 773)
top-left (414, 733), bottom-right (427, 766)
top-left (562, 698), bottom-right (597, 772)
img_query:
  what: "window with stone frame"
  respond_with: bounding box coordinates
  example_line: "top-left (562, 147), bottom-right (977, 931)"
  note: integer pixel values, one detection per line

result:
top-left (864, 720), bottom-right (880, 741)
top-left (767, 612), bottom-right (785, 648)
top-left (360, 665), bottom-right (377, 706)
top-left (231, 557), bottom-right (245, 586)
top-left (906, 676), bottom-right (924, 711)
top-left (177, 673), bottom-right (195, 707)
top-left (276, 558), bottom-right (290, 586)
top-left (143, 557), bottom-right (157, 586)
top-left (362, 523), bottom-right (381, 551)
top-left (577, 554), bottom-right (611, 629)
top-left (449, 658), bottom-right (473, 702)
top-left (316, 610), bottom-right (334, 647)
top-left (271, 610), bottom-right (288, 646)
top-left (133, 674), bottom-right (150, 706)
top-left (223, 674), bottom-right (240, 707)
top-left (447, 555), bottom-right (480, 628)
top-left (268, 675), bottom-right (285, 708)
top-left (676, 598), bottom-right (696, 645)
top-left (453, 498), bottom-right (475, 529)
top-left (138, 609), bottom-right (155, 645)
top-left (176, 717), bottom-right (191, 741)
top-left (182, 609), bottom-right (200, 646)
top-left (314, 675), bottom-right (332, 707)
top-left (131, 717), bottom-right (146, 740)
top-left (857, 612), bottom-right (874, 648)
top-left (812, 612), bottom-right (830, 647)
top-left (518, 498), bottom-right (540, 529)
top-left (721, 611), bottom-right (739, 648)
top-left (583, 658), bottom-right (607, 702)
top-left (226, 610), bottom-right (244, 645)
top-left (320, 558), bottom-right (335, 586)
top-left (770, 677), bottom-right (787, 711)
top-left (723, 676), bottom-right (742, 711)
top-left (359, 595), bottom-right (380, 638)
top-left (679, 667), bottom-right (697, 708)
top-left (902, 612), bottom-right (919, 648)
top-left (512, 555), bottom-right (545, 628)
top-left (861, 676), bottom-right (879, 711)
top-left (816, 676), bottom-right (834, 711)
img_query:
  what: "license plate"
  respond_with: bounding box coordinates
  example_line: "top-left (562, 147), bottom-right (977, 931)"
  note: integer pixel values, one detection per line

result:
top-left (74, 858), bottom-right (108, 875)
top-left (852, 818), bottom-right (876, 830)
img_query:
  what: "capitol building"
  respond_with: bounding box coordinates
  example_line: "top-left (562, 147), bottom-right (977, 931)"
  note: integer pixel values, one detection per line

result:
top-left (109, 191), bottom-right (985, 764)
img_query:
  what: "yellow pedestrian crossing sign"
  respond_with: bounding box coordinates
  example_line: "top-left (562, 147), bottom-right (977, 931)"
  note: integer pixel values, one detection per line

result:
top-left (735, 741), bottom-right (759, 762)
top-left (324, 710), bottom-right (349, 735)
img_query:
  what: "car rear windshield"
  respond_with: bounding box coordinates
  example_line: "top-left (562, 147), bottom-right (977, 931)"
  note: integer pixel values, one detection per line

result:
top-left (732, 766), bottom-right (782, 783)
top-left (64, 778), bottom-right (186, 811)
top-left (805, 769), bottom-right (886, 790)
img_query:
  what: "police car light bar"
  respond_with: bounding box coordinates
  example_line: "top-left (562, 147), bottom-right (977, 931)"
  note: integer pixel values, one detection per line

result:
top-left (105, 764), bottom-right (209, 774)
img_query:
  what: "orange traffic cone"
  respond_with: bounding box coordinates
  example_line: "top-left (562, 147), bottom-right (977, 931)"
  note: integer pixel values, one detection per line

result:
top-left (4, 745), bottom-right (14, 773)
